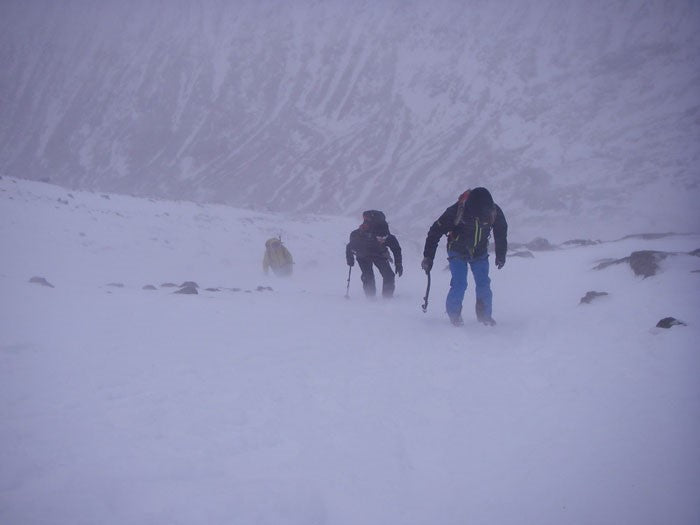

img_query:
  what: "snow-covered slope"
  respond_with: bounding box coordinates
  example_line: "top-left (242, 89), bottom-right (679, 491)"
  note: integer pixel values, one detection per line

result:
top-left (1, 0), bottom-right (699, 239)
top-left (1, 177), bottom-right (699, 524)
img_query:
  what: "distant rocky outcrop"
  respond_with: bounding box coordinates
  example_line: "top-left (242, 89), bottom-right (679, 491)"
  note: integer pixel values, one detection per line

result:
top-left (656, 317), bottom-right (687, 329)
top-left (511, 251), bottom-right (535, 259)
top-left (594, 250), bottom-right (672, 277)
top-left (175, 283), bottom-right (198, 295)
top-left (579, 291), bottom-right (609, 304)
top-left (629, 251), bottom-right (670, 277)
top-left (524, 238), bottom-right (557, 251)
top-left (95, 278), bottom-right (274, 295)
top-left (29, 276), bottom-right (54, 288)
top-left (618, 233), bottom-right (678, 241)
top-left (563, 239), bottom-right (601, 247)
top-left (508, 237), bottom-right (557, 252)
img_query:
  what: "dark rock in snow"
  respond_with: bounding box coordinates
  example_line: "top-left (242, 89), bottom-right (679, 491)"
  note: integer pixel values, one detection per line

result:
top-left (629, 250), bottom-right (668, 278)
top-left (229, 287), bottom-right (242, 292)
top-left (579, 291), bottom-right (609, 304)
top-left (175, 284), bottom-right (198, 294)
top-left (563, 239), bottom-right (601, 247)
top-left (656, 317), bottom-right (687, 329)
top-left (29, 276), bottom-right (54, 288)
top-left (619, 232), bottom-right (677, 241)
top-left (107, 282), bottom-right (124, 288)
top-left (142, 285), bottom-right (157, 290)
top-left (205, 287), bottom-right (221, 292)
top-left (525, 237), bottom-right (557, 251)
top-left (160, 282), bottom-right (178, 288)
top-left (593, 257), bottom-right (626, 271)
top-left (688, 248), bottom-right (700, 257)
top-left (594, 250), bottom-right (670, 277)
top-left (180, 281), bottom-right (199, 289)
top-left (511, 251), bottom-right (535, 259)
top-left (256, 285), bottom-right (273, 292)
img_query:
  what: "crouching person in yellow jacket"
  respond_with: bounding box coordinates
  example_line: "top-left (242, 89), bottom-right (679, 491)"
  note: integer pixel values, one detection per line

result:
top-left (263, 237), bottom-right (294, 277)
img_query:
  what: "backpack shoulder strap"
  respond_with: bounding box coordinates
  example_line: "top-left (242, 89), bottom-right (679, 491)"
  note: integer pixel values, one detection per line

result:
top-left (454, 190), bottom-right (470, 225)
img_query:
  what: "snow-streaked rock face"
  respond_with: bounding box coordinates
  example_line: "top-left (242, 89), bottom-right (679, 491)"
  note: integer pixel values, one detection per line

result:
top-left (1, 0), bottom-right (699, 239)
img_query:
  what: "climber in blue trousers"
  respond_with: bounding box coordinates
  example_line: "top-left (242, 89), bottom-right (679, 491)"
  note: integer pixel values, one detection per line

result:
top-left (422, 187), bottom-right (508, 326)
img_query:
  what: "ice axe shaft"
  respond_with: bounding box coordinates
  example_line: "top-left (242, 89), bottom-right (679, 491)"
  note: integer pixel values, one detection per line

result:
top-left (344, 266), bottom-right (352, 298)
top-left (421, 271), bottom-right (431, 312)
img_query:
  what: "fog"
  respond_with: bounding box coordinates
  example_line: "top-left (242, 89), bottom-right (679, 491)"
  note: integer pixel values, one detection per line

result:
top-left (2, 176), bottom-right (699, 524)
top-left (1, 0), bottom-right (699, 239)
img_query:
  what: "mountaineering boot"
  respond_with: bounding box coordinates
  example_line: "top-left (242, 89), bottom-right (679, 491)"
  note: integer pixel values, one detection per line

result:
top-left (450, 315), bottom-right (464, 327)
top-left (475, 299), bottom-right (495, 326)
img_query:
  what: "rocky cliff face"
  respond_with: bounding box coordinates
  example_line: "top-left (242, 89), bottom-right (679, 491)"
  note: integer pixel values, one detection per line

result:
top-left (1, 0), bottom-right (699, 238)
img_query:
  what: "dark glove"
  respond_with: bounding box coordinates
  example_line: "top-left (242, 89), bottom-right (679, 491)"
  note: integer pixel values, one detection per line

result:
top-left (421, 257), bottom-right (433, 273)
top-left (346, 254), bottom-right (354, 267)
top-left (496, 257), bottom-right (505, 269)
top-left (395, 263), bottom-right (403, 277)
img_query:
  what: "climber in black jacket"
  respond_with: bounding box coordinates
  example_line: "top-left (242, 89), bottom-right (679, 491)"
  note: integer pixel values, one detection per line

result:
top-left (422, 187), bottom-right (507, 326)
top-left (346, 210), bottom-right (402, 299)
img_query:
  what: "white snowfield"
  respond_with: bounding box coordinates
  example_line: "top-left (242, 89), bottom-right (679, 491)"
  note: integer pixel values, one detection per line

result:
top-left (1, 177), bottom-right (699, 525)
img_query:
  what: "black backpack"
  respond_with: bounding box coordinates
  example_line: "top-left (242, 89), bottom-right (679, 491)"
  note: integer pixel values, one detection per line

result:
top-left (362, 209), bottom-right (385, 222)
top-left (362, 210), bottom-right (389, 235)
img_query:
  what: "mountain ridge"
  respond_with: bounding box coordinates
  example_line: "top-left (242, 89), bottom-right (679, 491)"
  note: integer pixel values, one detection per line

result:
top-left (1, 0), bottom-right (699, 239)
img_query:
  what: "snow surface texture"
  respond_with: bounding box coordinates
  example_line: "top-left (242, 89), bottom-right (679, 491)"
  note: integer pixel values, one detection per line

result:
top-left (1, 176), bottom-right (699, 524)
top-left (1, 0), bottom-right (699, 239)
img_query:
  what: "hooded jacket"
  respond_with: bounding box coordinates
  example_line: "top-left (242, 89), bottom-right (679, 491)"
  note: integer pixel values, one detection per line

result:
top-left (263, 238), bottom-right (294, 275)
top-left (423, 188), bottom-right (507, 261)
top-left (346, 221), bottom-right (402, 266)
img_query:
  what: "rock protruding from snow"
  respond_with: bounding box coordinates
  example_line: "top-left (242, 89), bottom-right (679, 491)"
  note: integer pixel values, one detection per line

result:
top-left (629, 251), bottom-right (669, 278)
top-left (563, 239), bottom-right (601, 247)
top-left (512, 251), bottom-right (535, 259)
top-left (174, 284), bottom-right (198, 295)
top-left (525, 238), bottom-right (557, 251)
top-left (594, 250), bottom-right (672, 277)
top-left (619, 233), bottom-right (678, 241)
top-left (579, 291), bottom-right (609, 304)
top-left (29, 276), bottom-right (54, 288)
top-left (656, 317), bottom-right (687, 329)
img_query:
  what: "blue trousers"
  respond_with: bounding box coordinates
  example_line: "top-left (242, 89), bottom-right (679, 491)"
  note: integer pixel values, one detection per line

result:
top-left (446, 251), bottom-right (493, 320)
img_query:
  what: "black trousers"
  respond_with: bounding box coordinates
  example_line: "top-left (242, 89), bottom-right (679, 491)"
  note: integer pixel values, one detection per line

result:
top-left (357, 256), bottom-right (395, 298)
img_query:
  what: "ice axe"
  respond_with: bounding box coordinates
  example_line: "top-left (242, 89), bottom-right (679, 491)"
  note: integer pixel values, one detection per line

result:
top-left (421, 271), bottom-right (431, 312)
top-left (344, 266), bottom-right (352, 299)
